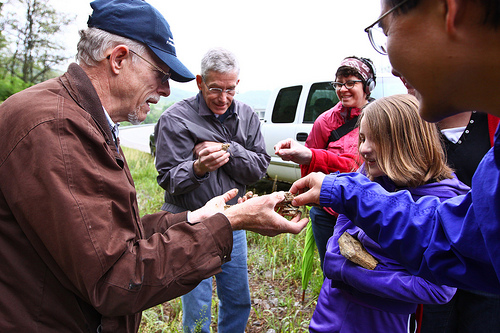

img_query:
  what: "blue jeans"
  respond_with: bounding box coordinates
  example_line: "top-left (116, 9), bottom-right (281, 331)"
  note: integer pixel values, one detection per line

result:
top-left (309, 206), bottom-right (337, 271)
top-left (182, 230), bottom-right (251, 333)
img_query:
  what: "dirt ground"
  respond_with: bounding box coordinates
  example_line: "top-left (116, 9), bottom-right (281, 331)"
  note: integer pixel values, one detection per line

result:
top-left (244, 271), bottom-right (316, 332)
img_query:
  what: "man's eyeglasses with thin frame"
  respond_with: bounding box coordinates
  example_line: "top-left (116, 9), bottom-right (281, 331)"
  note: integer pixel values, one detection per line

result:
top-left (331, 80), bottom-right (363, 90)
top-left (129, 49), bottom-right (171, 85)
top-left (203, 79), bottom-right (238, 96)
top-left (364, 0), bottom-right (410, 55)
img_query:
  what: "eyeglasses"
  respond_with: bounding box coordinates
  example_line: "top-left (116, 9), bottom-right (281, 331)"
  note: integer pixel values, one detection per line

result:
top-left (331, 80), bottom-right (363, 90)
top-left (203, 80), bottom-right (238, 96)
top-left (364, 0), bottom-right (410, 55)
top-left (129, 49), bottom-right (171, 85)
top-left (207, 87), bottom-right (237, 96)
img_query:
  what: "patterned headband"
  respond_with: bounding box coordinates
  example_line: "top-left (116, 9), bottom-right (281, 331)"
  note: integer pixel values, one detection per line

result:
top-left (339, 58), bottom-right (373, 82)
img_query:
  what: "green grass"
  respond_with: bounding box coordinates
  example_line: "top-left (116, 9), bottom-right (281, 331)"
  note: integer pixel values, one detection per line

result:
top-left (122, 147), bottom-right (322, 332)
top-left (123, 147), bottom-right (164, 215)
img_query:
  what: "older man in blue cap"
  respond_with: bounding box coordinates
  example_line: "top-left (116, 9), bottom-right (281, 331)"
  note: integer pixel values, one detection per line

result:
top-left (0, 1), bottom-right (308, 332)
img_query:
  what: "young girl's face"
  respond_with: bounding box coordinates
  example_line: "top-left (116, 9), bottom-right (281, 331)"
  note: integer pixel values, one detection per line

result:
top-left (359, 116), bottom-right (384, 178)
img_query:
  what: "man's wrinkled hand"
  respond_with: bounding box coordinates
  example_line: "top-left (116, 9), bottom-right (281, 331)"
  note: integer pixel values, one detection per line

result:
top-left (189, 188), bottom-right (238, 222)
top-left (193, 142), bottom-right (230, 176)
top-left (193, 141), bottom-right (225, 156)
top-left (224, 191), bottom-right (308, 237)
top-left (237, 191), bottom-right (255, 204)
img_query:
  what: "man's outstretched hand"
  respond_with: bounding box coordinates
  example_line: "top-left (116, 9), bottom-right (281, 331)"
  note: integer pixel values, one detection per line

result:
top-left (189, 188), bottom-right (239, 222)
top-left (224, 191), bottom-right (308, 237)
top-left (189, 189), bottom-right (308, 237)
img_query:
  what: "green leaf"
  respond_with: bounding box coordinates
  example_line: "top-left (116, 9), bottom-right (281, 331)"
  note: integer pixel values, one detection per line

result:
top-left (301, 209), bottom-right (316, 293)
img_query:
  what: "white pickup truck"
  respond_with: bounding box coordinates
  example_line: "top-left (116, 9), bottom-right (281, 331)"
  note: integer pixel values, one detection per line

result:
top-left (261, 75), bottom-right (407, 183)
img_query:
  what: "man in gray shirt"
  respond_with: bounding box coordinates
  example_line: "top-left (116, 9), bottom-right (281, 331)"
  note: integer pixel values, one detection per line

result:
top-left (154, 47), bottom-right (270, 333)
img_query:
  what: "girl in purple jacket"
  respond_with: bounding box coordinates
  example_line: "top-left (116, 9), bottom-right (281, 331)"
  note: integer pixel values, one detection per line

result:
top-left (309, 94), bottom-right (469, 333)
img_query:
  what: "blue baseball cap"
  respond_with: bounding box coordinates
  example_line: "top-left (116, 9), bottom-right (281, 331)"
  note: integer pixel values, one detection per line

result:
top-left (87, 0), bottom-right (195, 82)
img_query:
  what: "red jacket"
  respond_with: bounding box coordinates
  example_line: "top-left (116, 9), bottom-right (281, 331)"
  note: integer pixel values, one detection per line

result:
top-left (300, 102), bottom-right (362, 216)
top-left (488, 114), bottom-right (499, 145)
top-left (301, 102), bottom-right (362, 177)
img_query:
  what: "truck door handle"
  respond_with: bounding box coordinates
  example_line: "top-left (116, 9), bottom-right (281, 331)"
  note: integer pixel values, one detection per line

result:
top-left (296, 132), bottom-right (308, 142)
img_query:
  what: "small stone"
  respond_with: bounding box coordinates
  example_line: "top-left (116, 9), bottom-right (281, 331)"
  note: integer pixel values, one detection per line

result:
top-left (269, 297), bottom-right (279, 307)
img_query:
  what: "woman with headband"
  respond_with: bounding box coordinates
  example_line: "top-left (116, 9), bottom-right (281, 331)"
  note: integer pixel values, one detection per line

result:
top-left (274, 56), bottom-right (376, 270)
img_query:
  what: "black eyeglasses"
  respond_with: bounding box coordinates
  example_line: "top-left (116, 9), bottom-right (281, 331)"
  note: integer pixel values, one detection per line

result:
top-left (129, 49), bottom-right (171, 85)
top-left (364, 0), bottom-right (410, 55)
top-left (331, 80), bottom-right (363, 90)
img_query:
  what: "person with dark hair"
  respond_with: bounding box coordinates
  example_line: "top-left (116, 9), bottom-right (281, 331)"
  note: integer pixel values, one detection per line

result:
top-left (274, 56), bottom-right (376, 269)
top-left (290, 0), bottom-right (500, 293)
top-left (0, 1), bottom-right (307, 331)
top-left (399, 81), bottom-right (500, 332)
top-left (420, 109), bottom-right (500, 332)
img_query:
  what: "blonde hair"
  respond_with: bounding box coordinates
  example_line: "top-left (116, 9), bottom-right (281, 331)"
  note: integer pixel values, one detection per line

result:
top-left (358, 94), bottom-right (453, 187)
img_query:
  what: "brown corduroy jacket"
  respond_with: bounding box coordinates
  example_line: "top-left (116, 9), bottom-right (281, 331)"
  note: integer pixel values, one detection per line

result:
top-left (0, 63), bottom-right (232, 332)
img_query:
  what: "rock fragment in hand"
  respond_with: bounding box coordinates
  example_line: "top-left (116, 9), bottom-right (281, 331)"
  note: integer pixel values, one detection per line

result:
top-left (275, 192), bottom-right (301, 218)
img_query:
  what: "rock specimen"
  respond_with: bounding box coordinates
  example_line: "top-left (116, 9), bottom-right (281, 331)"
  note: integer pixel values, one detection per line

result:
top-left (338, 231), bottom-right (378, 270)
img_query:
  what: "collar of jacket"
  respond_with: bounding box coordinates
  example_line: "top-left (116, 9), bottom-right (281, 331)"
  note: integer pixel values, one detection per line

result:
top-left (59, 63), bottom-right (124, 168)
top-left (59, 63), bottom-right (115, 147)
top-left (334, 102), bottom-right (362, 122)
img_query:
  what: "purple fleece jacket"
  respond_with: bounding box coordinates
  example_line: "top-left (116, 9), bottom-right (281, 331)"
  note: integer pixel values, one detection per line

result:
top-left (310, 171), bottom-right (469, 333)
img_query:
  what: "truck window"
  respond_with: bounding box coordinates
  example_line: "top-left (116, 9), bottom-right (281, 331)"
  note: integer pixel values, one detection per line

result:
top-left (271, 85), bottom-right (302, 123)
top-left (303, 82), bottom-right (338, 123)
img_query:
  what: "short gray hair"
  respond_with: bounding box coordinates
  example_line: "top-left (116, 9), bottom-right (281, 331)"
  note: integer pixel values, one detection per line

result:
top-left (76, 27), bottom-right (147, 67)
top-left (201, 47), bottom-right (240, 80)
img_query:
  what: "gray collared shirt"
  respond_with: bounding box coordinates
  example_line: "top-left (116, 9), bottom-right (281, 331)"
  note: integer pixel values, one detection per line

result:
top-left (154, 93), bottom-right (270, 212)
